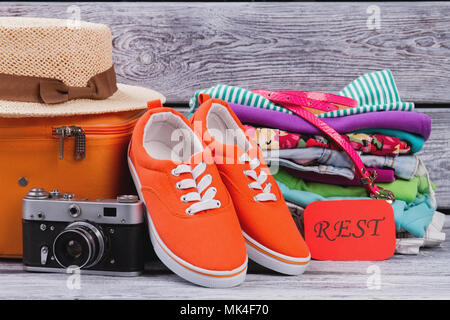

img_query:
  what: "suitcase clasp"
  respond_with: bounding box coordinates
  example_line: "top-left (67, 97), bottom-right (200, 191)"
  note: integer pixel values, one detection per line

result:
top-left (53, 125), bottom-right (86, 160)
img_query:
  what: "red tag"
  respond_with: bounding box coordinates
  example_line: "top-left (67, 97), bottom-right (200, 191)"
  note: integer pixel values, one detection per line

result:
top-left (304, 199), bottom-right (396, 261)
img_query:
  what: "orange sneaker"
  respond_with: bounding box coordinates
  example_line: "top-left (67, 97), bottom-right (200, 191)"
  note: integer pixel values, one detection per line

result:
top-left (190, 96), bottom-right (310, 275)
top-left (128, 104), bottom-right (247, 287)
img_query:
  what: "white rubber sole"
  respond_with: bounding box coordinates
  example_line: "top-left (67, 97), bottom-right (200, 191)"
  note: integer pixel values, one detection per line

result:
top-left (243, 231), bottom-right (310, 275)
top-left (128, 153), bottom-right (247, 288)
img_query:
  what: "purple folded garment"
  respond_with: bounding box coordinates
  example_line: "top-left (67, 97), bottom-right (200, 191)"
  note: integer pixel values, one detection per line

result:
top-left (284, 167), bottom-right (395, 186)
top-left (229, 103), bottom-right (431, 140)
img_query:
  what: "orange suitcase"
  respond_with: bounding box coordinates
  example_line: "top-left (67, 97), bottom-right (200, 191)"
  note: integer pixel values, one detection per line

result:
top-left (0, 110), bottom-right (144, 258)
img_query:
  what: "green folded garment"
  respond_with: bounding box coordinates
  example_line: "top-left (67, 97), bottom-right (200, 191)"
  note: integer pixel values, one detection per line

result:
top-left (274, 168), bottom-right (434, 203)
top-left (190, 70), bottom-right (414, 118)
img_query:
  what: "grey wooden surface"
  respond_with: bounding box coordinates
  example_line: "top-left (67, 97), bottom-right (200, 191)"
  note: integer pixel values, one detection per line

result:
top-left (0, 1), bottom-right (449, 301)
top-left (0, 2), bottom-right (449, 104)
top-left (0, 215), bottom-right (448, 300)
top-left (416, 108), bottom-right (450, 209)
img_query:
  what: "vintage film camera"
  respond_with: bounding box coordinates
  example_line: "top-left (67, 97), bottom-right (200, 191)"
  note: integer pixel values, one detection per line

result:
top-left (22, 188), bottom-right (145, 276)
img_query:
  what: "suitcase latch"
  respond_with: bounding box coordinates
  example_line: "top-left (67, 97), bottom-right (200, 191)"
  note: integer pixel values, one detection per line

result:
top-left (53, 126), bottom-right (86, 160)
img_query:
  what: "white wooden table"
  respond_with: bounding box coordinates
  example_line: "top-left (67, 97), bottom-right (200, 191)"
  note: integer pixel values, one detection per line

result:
top-left (1, 216), bottom-right (448, 300)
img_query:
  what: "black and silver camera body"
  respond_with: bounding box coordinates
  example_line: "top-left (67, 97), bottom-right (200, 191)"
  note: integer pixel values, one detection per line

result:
top-left (22, 188), bottom-right (145, 277)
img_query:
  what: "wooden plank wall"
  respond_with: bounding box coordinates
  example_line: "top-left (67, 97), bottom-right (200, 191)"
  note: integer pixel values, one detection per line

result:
top-left (1, 1), bottom-right (449, 208)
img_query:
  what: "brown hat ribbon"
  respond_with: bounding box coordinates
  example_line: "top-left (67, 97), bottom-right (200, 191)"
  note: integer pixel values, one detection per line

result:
top-left (0, 65), bottom-right (118, 104)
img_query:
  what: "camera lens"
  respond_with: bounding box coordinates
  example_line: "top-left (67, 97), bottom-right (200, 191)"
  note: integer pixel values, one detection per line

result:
top-left (66, 240), bottom-right (82, 259)
top-left (53, 222), bottom-right (105, 269)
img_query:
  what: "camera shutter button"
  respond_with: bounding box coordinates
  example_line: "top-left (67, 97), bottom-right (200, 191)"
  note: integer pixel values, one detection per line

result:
top-left (117, 195), bottom-right (139, 203)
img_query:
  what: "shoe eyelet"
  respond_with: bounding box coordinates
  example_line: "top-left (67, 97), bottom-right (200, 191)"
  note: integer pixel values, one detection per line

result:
top-left (181, 196), bottom-right (187, 203)
top-left (172, 169), bottom-right (179, 177)
top-left (186, 208), bottom-right (193, 215)
top-left (216, 200), bottom-right (221, 208)
top-left (176, 183), bottom-right (182, 190)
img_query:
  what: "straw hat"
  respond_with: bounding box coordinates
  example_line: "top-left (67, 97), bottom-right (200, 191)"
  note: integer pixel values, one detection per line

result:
top-left (0, 17), bottom-right (166, 117)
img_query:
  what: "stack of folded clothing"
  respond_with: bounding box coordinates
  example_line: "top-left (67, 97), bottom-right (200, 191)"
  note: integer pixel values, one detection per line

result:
top-left (190, 70), bottom-right (446, 255)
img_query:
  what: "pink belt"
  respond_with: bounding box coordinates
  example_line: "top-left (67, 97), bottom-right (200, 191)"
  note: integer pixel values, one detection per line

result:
top-left (252, 89), bottom-right (357, 114)
top-left (251, 90), bottom-right (393, 201)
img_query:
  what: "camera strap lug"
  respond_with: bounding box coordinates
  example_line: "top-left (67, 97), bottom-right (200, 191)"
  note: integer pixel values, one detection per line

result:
top-left (40, 246), bottom-right (49, 265)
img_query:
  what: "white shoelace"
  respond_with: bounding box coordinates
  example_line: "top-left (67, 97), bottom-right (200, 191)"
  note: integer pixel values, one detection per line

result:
top-left (239, 153), bottom-right (277, 202)
top-left (172, 161), bottom-right (221, 215)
